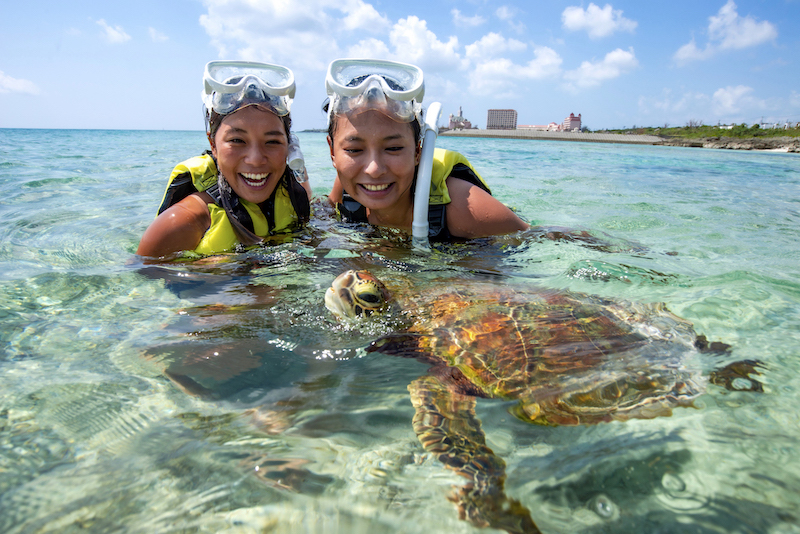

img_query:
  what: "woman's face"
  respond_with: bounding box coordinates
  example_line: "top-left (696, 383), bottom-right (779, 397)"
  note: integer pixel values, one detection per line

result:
top-left (328, 110), bottom-right (420, 214)
top-left (211, 105), bottom-right (288, 204)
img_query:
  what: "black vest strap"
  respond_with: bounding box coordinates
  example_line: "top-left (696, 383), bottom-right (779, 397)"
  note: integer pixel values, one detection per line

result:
top-left (337, 194), bottom-right (368, 223)
top-left (337, 194), bottom-right (451, 240)
top-left (336, 160), bottom-right (489, 241)
top-left (157, 171), bottom-right (195, 216)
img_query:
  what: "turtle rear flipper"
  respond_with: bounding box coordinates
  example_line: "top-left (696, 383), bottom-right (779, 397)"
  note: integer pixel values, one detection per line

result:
top-left (409, 375), bottom-right (541, 534)
top-left (709, 360), bottom-right (765, 393)
top-left (694, 336), bottom-right (764, 392)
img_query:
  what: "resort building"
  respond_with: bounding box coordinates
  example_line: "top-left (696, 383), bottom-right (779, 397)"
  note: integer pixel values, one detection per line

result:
top-left (487, 109), bottom-right (518, 130)
top-left (448, 106), bottom-right (473, 130)
top-left (563, 113), bottom-right (582, 131)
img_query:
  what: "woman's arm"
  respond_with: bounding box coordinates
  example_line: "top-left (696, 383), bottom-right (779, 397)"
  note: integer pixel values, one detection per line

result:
top-left (137, 193), bottom-right (212, 258)
top-left (300, 178), bottom-right (313, 200)
top-left (328, 176), bottom-right (344, 205)
top-left (444, 177), bottom-right (530, 239)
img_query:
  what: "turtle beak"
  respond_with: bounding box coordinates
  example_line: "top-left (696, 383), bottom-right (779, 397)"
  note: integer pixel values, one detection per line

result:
top-left (325, 286), bottom-right (354, 319)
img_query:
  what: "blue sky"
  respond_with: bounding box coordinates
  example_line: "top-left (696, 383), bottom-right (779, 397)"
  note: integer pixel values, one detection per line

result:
top-left (2, 0), bottom-right (798, 131)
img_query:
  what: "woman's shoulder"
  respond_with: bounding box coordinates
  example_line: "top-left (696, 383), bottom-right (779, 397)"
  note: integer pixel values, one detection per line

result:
top-left (137, 192), bottom-right (214, 258)
top-left (154, 192), bottom-right (213, 232)
top-left (444, 177), bottom-right (529, 238)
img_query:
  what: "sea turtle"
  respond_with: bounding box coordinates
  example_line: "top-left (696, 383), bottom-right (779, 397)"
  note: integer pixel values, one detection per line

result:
top-left (325, 270), bottom-right (762, 534)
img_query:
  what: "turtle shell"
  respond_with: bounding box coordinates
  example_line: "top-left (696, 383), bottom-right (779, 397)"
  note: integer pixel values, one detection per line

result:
top-left (369, 280), bottom-right (705, 426)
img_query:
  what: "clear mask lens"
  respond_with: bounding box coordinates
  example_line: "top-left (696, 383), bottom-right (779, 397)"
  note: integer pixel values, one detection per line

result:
top-left (331, 91), bottom-right (420, 123)
top-left (208, 76), bottom-right (291, 116)
top-left (203, 61), bottom-right (295, 118)
top-left (326, 59), bottom-right (424, 124)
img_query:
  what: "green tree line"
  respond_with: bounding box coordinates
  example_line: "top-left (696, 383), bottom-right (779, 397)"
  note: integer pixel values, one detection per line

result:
top-left (600, 122), bottom-right (800, 139)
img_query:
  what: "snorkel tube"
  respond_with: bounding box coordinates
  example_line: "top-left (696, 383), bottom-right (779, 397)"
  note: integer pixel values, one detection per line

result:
top-left (287, 133), bottom-right (308, 183)
top-left (412, 102), bottom-right (442, 249)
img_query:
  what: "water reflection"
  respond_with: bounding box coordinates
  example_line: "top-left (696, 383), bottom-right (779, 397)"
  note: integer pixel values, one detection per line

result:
top-left (0, 206), bottom-right (787, 533)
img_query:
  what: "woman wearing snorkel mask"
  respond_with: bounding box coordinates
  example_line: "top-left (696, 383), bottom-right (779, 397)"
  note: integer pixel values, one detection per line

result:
top-left (137, 61), bottom-right (311, 259)
top-left (325, 59), bottom-right (529, 240)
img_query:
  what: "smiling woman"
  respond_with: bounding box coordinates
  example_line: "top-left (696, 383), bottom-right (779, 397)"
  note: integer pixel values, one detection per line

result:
top-left (136, 60), bottom-right (311, 260)
top-left (324, 58), bottom-right (529, 241)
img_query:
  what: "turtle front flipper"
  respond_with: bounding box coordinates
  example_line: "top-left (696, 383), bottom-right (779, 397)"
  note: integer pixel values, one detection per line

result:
top-left (409, 375), bottom-right (541, 534)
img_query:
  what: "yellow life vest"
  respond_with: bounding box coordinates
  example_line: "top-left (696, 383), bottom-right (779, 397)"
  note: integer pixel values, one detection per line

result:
top-left (427, 148), bottom-right (489, 205)
top-left (193, 187), bottom-right (299, 255)
top-left (157, 153), bottom-right (305, 256)
top-left (157, 153), bottom-right (219, 214)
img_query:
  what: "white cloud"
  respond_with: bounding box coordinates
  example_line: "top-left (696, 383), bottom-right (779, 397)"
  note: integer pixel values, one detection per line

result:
top-left (346, 38), bottom-right (391, 60)
top-left (341, 0), bottom-right (391, 31)
top-left (388, 16), bottom-right (461, 71)
top-left (564, 47), bottom-right (638, 89)
top-left (469, 46), bottom-right (562, 96)
top-left (148, 27), bottom-right (168, 43)
top-left (639, 85), bottom-right (781, 125)
top-left (495, 6), bottom-right (514, 20)
top-left (674, 1), bottom-right (777, 65)
top-left (791, 91), bottom-right (800, 109)
top-left (709, 0), bottom-right (777, 50)
top-left (0, 71), bottom-right (41, 95)
top-left (562, 3), bottom-right (637, 39)
top-left (712, 85), bottom-right (764, 116)
top-left (495, 5), bottom-right (525, 33)
top-left (451, 8), bottom-right (485, 28)
top-left (96, 19), bottom-right (131, 44)
top-left (638, 89), bottom-right (710, 122)
top-left (470, 59), bottom-right (519, 96)
top-left (673, 39), bottom-right (715, 64)
top-left (199, 0), bottom-right (391, 71)
top-left (464, 32), bottom-right (526, 62)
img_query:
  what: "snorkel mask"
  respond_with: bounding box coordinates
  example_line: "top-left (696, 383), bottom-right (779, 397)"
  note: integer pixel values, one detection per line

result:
top-left (203, 60), bottom-right (296, 133)
top-left (325, 59), bottom-right (424, 125)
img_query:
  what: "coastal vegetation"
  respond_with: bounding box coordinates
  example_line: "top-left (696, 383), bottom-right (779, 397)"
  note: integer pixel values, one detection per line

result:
top-left (601, 122), bottom-right (800, 139)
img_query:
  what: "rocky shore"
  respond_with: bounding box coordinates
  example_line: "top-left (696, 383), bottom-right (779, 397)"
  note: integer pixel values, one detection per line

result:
top-left (656, 135), bottom-right (800, 153)
top-left (439, 129), bottom-right (799, 152)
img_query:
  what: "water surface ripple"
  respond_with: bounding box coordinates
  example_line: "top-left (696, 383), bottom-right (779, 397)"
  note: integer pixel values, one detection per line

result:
top-left (0, 128), bottom-right (798, 533)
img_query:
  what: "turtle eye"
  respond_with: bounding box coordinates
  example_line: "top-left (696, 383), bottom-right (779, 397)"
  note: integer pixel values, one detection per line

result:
top-left (358, 291), bottom-right (382, 304)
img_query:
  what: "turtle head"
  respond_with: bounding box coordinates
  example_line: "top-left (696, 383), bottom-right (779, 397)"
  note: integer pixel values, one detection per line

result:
top-left (325, 270), bottom-right (392, 320)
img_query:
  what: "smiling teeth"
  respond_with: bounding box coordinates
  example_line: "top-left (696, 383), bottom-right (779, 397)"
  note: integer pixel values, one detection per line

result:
top-left (363, 183), bottom-right (389, 191)
top-left (241, 173), bottom-right (268, 185)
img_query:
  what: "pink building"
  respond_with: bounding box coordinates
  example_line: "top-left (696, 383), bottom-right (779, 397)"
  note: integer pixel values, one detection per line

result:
top-left (563, 113), bottom-right (581, 131)
top-left (448, 106), bottom-right (472, 130)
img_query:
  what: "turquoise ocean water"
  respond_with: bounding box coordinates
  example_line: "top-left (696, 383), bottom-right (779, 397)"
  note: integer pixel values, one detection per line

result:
top-left (1, 128), bottom-right (799, 533)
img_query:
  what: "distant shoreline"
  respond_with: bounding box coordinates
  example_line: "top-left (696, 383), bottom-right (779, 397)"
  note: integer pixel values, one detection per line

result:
top-left (439, 129), bottom-right (800, 153)
top-left (440, 129), bottom-right (662, 145)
